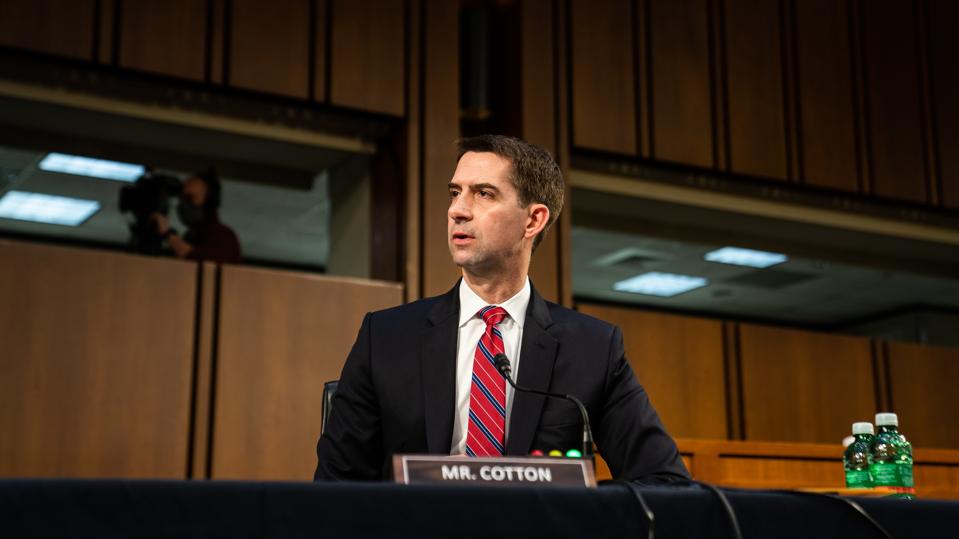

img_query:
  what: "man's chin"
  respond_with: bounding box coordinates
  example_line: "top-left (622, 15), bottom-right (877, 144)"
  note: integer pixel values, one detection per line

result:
top-left (449, 249), bottom-right (478, 268)
top-left (449, 253), bottom-right (472, 269)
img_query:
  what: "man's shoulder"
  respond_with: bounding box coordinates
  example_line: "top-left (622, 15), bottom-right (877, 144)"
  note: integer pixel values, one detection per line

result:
top-left (365, 290), bottom-right (451, 326)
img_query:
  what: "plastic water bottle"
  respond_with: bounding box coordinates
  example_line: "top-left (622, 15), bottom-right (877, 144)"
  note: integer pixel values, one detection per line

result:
top-left (843, 422), bottom-right (874, 488)
top-left (870, 412), bottom-right (915, 498)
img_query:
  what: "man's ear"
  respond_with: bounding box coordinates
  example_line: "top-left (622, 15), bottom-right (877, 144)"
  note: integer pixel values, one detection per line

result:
top-left (525, 204), bottom-right (550, 240)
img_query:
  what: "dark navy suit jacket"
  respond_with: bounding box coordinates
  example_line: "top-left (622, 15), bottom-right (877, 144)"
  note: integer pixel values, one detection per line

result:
top-left (314, 282), bottom-right (690, 483)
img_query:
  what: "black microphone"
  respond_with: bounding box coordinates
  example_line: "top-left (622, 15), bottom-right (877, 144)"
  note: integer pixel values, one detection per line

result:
top-left (493, 353), bottom-right (595, 459)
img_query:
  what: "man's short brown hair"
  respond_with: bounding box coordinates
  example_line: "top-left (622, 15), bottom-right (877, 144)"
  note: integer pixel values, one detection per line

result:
top-left (456, 135), bottom-right (564, 251)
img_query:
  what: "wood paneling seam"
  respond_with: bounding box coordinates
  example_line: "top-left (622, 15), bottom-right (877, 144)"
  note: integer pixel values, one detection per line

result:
top-left (915, 0), bottom-right (939, 206)
top-left (203, 264), bottom-right (223, 478)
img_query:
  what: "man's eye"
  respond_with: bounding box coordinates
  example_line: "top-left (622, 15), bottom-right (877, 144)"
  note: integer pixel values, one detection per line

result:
top-left (479, 191), bottom-right (492, 198)
top-left (449, 190), bottom-right (460, 198)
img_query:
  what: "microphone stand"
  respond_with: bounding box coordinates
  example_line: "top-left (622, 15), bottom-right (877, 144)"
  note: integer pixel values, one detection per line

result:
top-left (493, 353), bottom-right (595, 459)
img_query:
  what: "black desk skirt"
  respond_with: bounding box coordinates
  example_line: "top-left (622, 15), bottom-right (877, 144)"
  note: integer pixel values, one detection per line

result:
top-left (2, 479), bottom-right (955, 538)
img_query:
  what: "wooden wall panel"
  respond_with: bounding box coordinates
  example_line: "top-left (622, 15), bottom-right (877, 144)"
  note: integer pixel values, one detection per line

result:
top-left (794, 0), bottom-right (859, 192)
top-left (0, 241), bottom-right (196, 478)
top-left (329, 0), bottom-right (405, 116)
top-left (211, 267), bottom-right (403, 480)
top-left (570, 0), bottom-right (637, 155)
top-left (228, 0), bottom-right (311, 99)
top-left (577, 304), bottom-right (728, 439)
top-left (928, 0), bottom-right (959, 208)
top-left (887, 341), bottom-right (959, 450)
top-left (648, 0), bottom-right (713, 168)
top-left (723, 0), bottom-right (788, 180)
top-left (0, 0), bottom-right (96, 60)
top-left (860, 0), bottom-right (928, 203)
top-left (739, 324), bottom-right (875, 444)
top-left (118, 0), bottom-right (208, 80)
top-left (521, 0), bottom-right (559, 303)
top-left (420, 0), bottom-right (461, 298)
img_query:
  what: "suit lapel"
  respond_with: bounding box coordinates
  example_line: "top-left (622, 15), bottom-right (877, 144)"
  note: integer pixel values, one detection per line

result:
top-left (420, 283), bottom-right (460, 454)
top-left (506, 286), bottom-right (558, 455)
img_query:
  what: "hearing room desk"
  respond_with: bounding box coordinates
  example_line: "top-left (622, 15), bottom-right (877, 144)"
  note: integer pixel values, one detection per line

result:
top-left (1, 479), bottom-right (955, 538)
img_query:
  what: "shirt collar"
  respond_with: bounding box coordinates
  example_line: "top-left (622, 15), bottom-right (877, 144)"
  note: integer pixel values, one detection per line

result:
top-left (458, 277), bottom-right (531, 329)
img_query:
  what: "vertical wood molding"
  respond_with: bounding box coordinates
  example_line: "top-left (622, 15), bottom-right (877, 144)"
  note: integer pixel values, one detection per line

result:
top-left (916, 0), bottom-right (939, 206)
top-left (404, 0), bottom-right (422, 301)
top-left (723, 322), bottom-right (745, 440)
top-left (635, 0), bottom-right (652, 158)
top-left (310, 0), bottom-right (327, 102)
top-left (557, 0), bottom-right (573, 307)
top-left (189, 262), bottom-right (217, 479)
top-left (710, 0), bottom-right (730, 172)
top-left (849, 0), bottom-right (871, 194)
top-left (780, 0), bottom-right (801, 183)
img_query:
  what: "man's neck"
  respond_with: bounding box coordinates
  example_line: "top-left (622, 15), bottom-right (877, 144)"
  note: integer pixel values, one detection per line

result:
top-left (462, 269), bottom-right (527, 305)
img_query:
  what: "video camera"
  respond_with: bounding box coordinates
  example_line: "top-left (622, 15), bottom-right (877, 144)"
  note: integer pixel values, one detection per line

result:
top-left (118, 169), bottom-right (182, 254)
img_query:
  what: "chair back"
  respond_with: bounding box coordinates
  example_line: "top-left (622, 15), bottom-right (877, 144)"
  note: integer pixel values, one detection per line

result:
top-left (321, 380), bottom-right (339, 434)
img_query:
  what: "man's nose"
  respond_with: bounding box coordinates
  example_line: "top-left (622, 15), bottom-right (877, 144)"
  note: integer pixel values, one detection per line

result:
top-left (448, 195), bottom-right (471, 221)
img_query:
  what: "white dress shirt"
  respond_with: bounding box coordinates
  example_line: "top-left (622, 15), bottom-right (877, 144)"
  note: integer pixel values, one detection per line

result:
top-left (449, 277), bottom-right (531, 455)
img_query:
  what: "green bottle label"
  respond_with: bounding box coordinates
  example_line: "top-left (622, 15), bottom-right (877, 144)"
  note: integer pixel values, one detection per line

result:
top-left (870, 462), bottom-right (899, 487)
top-left (898, 462), bottom-right (914, 488)
top-left (845, 468), bottom-right (872, 489)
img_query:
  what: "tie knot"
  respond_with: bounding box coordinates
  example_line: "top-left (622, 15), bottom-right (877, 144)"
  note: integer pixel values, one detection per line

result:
top-left (479, 306), bottom-right (508, 326)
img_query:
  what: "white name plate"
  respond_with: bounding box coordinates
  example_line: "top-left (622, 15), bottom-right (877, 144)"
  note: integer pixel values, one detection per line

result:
top-left (393, 455), bottom-right (596, 487)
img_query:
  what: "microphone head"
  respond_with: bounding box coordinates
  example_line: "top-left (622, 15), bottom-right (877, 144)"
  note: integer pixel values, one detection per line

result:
top-left (493, 353), bottom-right (511, 375)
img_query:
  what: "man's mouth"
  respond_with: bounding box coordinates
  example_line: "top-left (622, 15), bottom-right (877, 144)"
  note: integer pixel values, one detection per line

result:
top-left (451, 232), bottom-right (473, 244)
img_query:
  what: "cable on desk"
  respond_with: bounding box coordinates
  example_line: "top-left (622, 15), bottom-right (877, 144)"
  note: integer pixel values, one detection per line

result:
top-left (686, 480), bottom-right (743, 539)
top-left (609, 480), bottom-right (656, 539)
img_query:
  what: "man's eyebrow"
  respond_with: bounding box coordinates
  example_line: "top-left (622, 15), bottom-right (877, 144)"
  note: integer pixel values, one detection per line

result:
top-left (447, 182), bottom-right (500, 193)
top-left (469, 182), bottom-right (500, 193)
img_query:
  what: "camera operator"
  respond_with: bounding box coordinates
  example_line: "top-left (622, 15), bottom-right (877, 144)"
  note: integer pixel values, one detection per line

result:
top-left (151, 169), bottom-right (241, 264)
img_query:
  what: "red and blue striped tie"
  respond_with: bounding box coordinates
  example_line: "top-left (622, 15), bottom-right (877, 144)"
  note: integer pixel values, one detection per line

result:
top-left (466, 306), bottom-right (509, 457)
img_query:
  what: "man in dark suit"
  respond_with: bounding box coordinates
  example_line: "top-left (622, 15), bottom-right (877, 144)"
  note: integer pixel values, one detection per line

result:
top-left (315, 135), bottom-right (689, 483)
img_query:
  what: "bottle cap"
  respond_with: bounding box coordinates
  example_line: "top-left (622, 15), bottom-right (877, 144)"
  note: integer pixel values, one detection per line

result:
top-left (875, 412), bottom-right (898, 426)
top-left (852, 422), bottom-right (874, 435)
